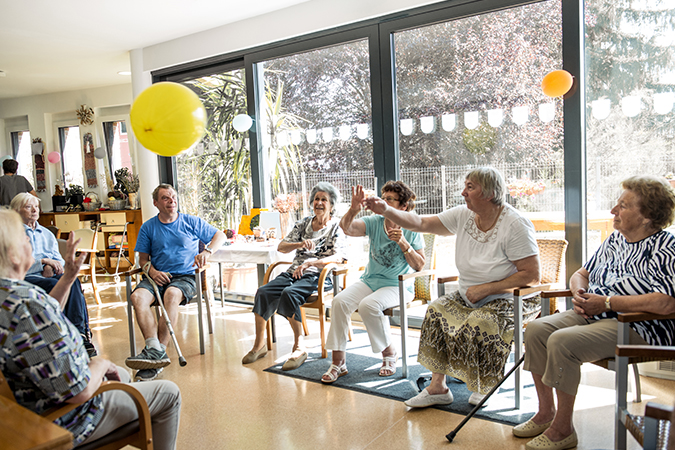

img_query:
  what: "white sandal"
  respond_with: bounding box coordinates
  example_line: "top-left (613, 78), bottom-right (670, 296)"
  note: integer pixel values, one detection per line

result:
top-left (321, 363), bottom-right (348, 384)
top-left (379, 355), bottom-right (398, 377)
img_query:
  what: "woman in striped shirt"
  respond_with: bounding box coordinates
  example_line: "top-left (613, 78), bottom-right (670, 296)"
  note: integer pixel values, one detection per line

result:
top-left (513, 175), bottom-right (675, 450)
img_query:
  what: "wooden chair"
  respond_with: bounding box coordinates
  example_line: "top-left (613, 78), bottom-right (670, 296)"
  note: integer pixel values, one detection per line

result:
top-left (59, 228), bottom-right (102, 305)
top-left (263, 261), bottom-right (348, 359)
top-left (46, 225), bottom-right (61, 239)
top-left (436, 238), bottom-right (568, 408)
top-left (0, 370), bottom-right (153, 450)
top-left (619, 349), bottom-right (675, 450)
top-left (540, 290), bottom-right (675, 449)
top-left (124, 265), bottom-right (213, 357)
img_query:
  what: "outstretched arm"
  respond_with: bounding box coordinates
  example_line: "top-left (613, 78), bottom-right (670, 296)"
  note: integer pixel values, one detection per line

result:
top-left (340, 185), bottom-right (366, 237)
top-left (362, 196), bottom-right (450, 236)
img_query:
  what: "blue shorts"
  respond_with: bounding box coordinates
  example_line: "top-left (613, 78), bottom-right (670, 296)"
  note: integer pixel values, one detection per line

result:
top-left (133, 274), bottom-right (197, 305)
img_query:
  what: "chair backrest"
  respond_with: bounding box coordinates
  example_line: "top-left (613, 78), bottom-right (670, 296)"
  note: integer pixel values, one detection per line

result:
top-left (413, 233), bottom-right (437, 303)
top-left (536, 238), bottom-right (568, 285)
top-left (46, 226), bottom-right (61, 239)
top-left (70, 228), bottom-right (97, 250)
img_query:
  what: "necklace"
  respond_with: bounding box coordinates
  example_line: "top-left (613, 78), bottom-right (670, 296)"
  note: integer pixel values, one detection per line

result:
top-left (475, 206), bottom-right (503, 232)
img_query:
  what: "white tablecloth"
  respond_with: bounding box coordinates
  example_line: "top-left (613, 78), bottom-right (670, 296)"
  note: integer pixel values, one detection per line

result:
top-left (210, 241), bottom-right (289, 265)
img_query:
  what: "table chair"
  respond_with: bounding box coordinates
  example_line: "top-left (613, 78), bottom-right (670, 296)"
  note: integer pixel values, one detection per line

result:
top-left (0, 370), bottom-right (153, 450)
top-left (540, 289), bottom-right (675, 449)
top-left (124, 264), bottom-right (212, 357)
top-left (434, 238), bottom-right (568, 408)
top-left (619, 354), bottom-right (675, 449)
top-left (263, 261), bottom-right (348, 358)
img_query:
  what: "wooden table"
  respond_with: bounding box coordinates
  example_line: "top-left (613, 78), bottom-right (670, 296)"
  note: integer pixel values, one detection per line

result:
top-left (525, 211), bottom-right (614, 241)
top-left (39, 209), bottom-right (143, 273)
top-left (0, 395), bottom-right (72, 450)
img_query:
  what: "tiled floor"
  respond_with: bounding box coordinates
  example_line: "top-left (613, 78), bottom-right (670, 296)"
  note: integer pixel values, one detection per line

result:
top-left (87, 278), bottom-right (673, 450)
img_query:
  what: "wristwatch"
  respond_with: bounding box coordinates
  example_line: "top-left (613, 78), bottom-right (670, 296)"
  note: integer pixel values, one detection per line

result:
top-left (604, 296), bottom-right (612, 311)
top-left (205, 246), bottom-right (213, 254)
top-left (405, 246), bottom-right (414, 254)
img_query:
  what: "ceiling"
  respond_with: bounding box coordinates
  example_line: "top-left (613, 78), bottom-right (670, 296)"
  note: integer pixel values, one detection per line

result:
top-left (0, 0), bottom-right (309, 100)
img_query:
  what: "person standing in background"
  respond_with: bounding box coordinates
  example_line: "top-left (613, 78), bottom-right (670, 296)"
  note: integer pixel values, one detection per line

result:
top-left (0, 158), bottom-right (37, 206)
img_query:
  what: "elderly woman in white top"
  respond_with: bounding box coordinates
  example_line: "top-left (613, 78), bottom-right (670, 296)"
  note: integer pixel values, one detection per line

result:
top-left (364, 167), bottom-right (540, 408)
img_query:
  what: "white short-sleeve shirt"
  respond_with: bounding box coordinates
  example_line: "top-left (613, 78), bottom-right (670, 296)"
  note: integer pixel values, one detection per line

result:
top-left (437, 204), bottom-right (538, 307)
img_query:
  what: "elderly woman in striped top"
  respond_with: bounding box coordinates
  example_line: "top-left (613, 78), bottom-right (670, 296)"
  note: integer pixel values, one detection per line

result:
top-left (514, 175), bottom-right (675, 450)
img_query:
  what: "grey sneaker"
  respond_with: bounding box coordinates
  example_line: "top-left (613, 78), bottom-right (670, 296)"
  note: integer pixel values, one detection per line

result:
top-left (135, 367), bottom-right (163, 382)
top-left (125, 346), bottom-right (171, 370)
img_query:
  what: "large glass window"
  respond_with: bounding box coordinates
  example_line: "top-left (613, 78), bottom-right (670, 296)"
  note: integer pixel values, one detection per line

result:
top-left (10, 130), bottom-right (35, 186)
top-left (177, 68), bottom-right (250, 230)
top-left (393, 1), bottom-right (563, 272)
top-left (585, 0), bottom-right (675, 255)
top-left (102, 120), bottom-right (133, 176)
top-left (58, 126), bottom-right (84, 188)
top-left (256, 39), bottom-right (374, 217)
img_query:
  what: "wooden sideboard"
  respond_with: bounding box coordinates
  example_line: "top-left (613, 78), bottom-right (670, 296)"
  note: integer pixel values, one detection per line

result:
top-left (39, 209), bottom-right (143, 273)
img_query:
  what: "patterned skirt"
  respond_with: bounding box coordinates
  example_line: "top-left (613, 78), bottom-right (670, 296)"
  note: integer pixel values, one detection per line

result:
top-left (418, 291), bottom-right (540, 394)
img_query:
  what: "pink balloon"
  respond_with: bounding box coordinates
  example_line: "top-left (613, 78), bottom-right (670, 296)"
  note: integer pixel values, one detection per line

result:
top-left (47, 152), bottom-right (61, 164)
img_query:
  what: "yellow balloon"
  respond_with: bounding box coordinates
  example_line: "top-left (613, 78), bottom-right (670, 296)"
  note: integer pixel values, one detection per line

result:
top-left (130, 82), bottom-right (207, 157)
top-left (541, 70), bottom-right (574, 98)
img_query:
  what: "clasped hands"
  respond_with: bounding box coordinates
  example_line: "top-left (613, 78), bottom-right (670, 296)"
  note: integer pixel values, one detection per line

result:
top-left (571, 288), bottom-right (606, 318)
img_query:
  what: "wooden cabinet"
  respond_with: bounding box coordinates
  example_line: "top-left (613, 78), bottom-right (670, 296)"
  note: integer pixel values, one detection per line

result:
top-left (39, 209), bottom-right (143, 273)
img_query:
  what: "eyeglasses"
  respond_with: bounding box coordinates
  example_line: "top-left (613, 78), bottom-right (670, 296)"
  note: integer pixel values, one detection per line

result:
top-left (382, 196), bottom-right (400, 203)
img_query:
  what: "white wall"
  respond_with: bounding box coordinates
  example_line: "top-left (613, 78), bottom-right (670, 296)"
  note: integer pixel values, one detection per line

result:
top-left (0, 84), bottom-right (133, 207)
top-left (141, 0), bottom-right (444, 72)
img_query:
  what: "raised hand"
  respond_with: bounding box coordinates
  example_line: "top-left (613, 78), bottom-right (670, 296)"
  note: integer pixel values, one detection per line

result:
top-left (350, 185), bottom-right (365, 212)
top-left (362, 196), bottom-right (388, 215)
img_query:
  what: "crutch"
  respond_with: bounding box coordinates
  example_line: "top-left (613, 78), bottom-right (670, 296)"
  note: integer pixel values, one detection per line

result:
top-left (445, 355), bottom-right (525, 443)
top-left (142, 264), bottom-right (187, 367)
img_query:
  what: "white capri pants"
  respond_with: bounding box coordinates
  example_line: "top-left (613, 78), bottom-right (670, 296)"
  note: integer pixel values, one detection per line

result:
top-left (326, 280), bottom-right (412, 354)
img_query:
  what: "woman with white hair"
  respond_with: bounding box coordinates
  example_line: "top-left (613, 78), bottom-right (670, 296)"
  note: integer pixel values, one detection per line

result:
top-left (364, 167), bottom-right (541, 408)
top-left (10, 192), bottom-right (96, 356)
top-left (242, 182), bottom-right (346, 371)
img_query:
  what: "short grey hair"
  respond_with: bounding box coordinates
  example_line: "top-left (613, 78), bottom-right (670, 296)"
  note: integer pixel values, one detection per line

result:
top-left (466, 167), bottom-right (506, 206)
top-left (309, 182), bottom-right (341, 216)
top-left (10, 192), bottom-right (40, 213)
top-left (152, 184), bottom-right (176, 202)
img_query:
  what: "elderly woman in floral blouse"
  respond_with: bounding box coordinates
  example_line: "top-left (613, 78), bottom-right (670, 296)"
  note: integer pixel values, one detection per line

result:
top-left (242, 182), bottom-right (346, 370)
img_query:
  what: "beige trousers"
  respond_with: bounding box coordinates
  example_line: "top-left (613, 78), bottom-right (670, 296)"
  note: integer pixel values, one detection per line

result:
top-left (523, 310), bottom-right (647, 396)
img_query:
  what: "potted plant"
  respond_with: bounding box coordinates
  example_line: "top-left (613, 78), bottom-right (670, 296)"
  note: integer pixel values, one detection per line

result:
top-left (65, 184), bottom-right (85, 207)
top-left (114, 168), bottom-right (140, 209)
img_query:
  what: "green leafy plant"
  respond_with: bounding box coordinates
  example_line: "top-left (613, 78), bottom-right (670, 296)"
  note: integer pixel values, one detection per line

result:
top-left (66, 184), bottom-right (84, 197)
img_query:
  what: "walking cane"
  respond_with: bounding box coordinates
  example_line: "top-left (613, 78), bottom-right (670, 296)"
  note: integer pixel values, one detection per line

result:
top-left (142, 264), bottom-right (188, 367)
top-left (446, 355), bottom-right (525, 443)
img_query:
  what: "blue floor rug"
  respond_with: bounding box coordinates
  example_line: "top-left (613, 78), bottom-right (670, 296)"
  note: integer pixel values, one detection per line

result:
top-left (264, 331), bottom-right (537, 427)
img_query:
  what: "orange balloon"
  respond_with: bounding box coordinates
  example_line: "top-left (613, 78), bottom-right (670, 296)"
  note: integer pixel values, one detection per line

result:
top-left (541, 70), bottom-right (574, 98)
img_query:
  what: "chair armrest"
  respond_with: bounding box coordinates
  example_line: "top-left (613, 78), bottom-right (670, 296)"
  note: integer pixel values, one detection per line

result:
top-left (617, 311), bottom-right (675, 323)
top-left (332, 265), bottom-right (349, 277)
top-left (540, 289), bottom-right (572, 298)
top-left (399, 269), bottom-right (436, 282)
top-left (317, 263), bottom-right (338, 292)
top-left (195, 264), bottom-right (210, 274)
top-left (437, 275), bottom-right (458, 284)
top-left (616, 345), bottom-right (675, 359)
top-left (121, 267), bottom-right (144, 277)
top-left (263, 261), bottom-right (293, 284)
top-left (75, 248), bottom-right (98, 253)
top-left (644, 402), bottom-right (674, 422)
top-left (513, 284), bottom-right (551, 297)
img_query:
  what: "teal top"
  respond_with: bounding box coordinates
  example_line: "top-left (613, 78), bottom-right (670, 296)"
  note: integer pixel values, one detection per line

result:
top-left (360, 215), bottom-right (424, 293)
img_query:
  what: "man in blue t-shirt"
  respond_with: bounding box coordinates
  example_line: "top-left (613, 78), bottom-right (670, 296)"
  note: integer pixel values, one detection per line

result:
top-left (125, 184), bottom-right (226, 381)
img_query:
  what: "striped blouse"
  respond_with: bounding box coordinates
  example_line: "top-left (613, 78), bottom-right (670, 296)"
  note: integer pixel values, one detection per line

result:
top-left (585, 229), bottom-right (675, 346)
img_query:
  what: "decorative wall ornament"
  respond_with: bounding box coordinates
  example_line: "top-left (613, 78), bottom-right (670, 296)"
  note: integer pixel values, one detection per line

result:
top-left (31, 137), bottom-right (44, 155)
top-left (76, 105), bottom-right (94, 125)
